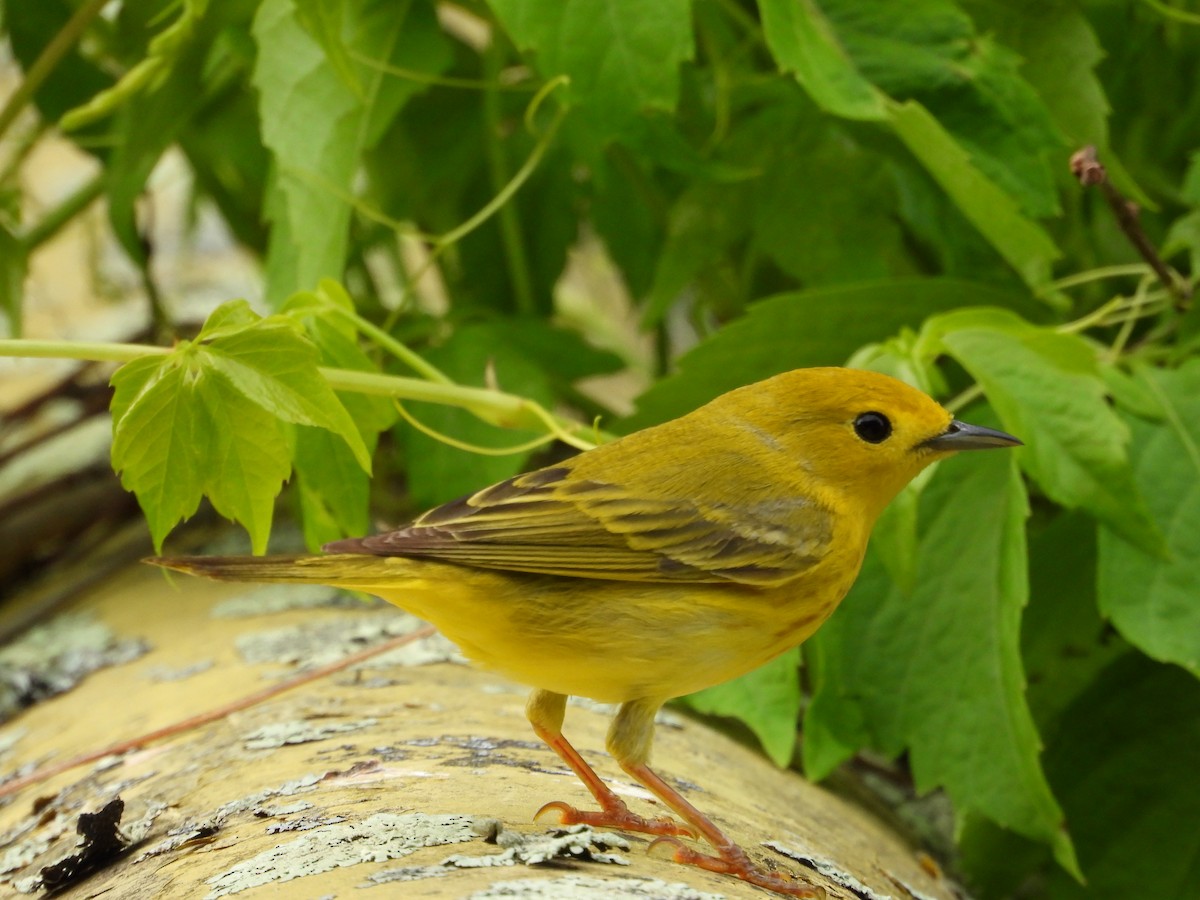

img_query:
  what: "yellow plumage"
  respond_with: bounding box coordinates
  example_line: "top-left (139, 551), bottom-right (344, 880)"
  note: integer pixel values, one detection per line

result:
top-left (156, 366), bottom-right (1020, 897)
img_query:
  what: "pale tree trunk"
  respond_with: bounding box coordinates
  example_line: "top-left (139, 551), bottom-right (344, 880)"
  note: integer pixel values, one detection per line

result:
top-left (0, 564), bottom-right (955, 900)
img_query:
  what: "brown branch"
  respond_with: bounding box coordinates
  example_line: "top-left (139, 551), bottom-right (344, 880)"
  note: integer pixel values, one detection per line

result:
top-left (1070, 146), bottom-right (1191, 309)
top-left (0, 624), bottom-right (438, 801)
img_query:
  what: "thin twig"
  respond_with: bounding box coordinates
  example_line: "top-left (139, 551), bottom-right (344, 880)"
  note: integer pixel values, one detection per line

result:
top-left (1070, 146), bottom-right (1191, 309)
top-left (0, 0), bottom-right (110, 139)
top-left (0, 624), bottom-right (437, 800)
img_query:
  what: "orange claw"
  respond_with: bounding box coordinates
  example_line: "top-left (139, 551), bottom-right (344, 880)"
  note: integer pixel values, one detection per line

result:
top-left (535, 799), bottom-right (695, 838)
top-left (648, 836), bottom-right (827, 898)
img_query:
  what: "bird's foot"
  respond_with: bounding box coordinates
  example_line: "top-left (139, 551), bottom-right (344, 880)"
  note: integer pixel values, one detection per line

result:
top-left (535, 799), bottom-right (694, 838)
top-left (648, 836), bottom-right (826, 899)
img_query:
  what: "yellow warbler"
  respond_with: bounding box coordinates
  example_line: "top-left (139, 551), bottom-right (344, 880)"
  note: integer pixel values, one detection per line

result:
top-left (156, 366), bottom-right (1019, 897)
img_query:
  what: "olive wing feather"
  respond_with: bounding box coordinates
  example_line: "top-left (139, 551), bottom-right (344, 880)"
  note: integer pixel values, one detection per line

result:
top-left (327, 466), bottom-right (833, 586)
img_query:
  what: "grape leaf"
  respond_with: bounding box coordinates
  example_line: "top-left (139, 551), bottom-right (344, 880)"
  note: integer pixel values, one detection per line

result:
top-left (886, 100), bottom-right (1060, 289)
top-left (111, 356), bottom-right (209, 551)
top-left (110, 300), bottom-right (370, 551)
top-left (931, 308), bottom-right (1164, 556)
top-left (817, 0), bottom-right (1064, 218)
top-left (757, 0), bottom-right (887, 120)
top-left (1098, 363), bottom-right (1200, 675)
top-left (489, 0), bottom-right (694, 143)
top-left (254, 0), bottom-right (450, 300)
top-left (805, 450), bottom-right (1077, 874)
top-left (681, 648), bottom-right (801, 768)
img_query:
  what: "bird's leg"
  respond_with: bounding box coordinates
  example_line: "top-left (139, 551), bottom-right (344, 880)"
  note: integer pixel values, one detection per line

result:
top-left (526, 690), bottom-right (691, 837)
top-left (611, 699), bottom-right (826, 899)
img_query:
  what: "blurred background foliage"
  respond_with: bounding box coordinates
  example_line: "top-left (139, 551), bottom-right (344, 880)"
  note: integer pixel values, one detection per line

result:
top-left (2, 1), bottom-right (1200, 897)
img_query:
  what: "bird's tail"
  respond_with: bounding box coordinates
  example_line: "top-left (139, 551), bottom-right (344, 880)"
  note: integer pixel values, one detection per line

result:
top-left (148, 553), bottom-right (413, 587)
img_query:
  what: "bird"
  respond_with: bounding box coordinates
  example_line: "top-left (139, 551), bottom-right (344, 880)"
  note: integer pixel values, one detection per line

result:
top-left (154, 366), bottom-right (1020, 897)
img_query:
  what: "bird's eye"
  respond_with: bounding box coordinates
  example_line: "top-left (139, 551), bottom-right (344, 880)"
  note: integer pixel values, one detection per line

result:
top-left (854, 411), bottom-right (892, 444)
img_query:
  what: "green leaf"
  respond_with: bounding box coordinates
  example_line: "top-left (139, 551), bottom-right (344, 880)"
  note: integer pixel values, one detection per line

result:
top-left (932, 308), bottom-right (1164, 556)
top-left (1098, 363), bottom-right (1200, 676)
top-left (254, 0), bottom-right (450, 301)
top-left (198, 309), bottom-right (372, 471)
top-left (294, 425), bottom-right (373, 546)
top-left (641, 181), bottom-right (751, 327)
top-left (964, 0), bottom-right (1106, 150)
top-left (681, 648), bottom-right (801, 767)
top-left (282, 283), bottom-right (395, 544)
top-left (746, 108), bottom-right (909, 287)
top-left (489, 0), bottom-right (695, 142)
top-left (886, 100), bottom-right (1061, 289)
top-left (805, 450), bottom-right (1077, 874)
top-left (1100, 361), bottom-right (1166, 421)
top-left (104, 2), bottom-right (255, 264)
top-left (627, 277), bottom-right (1041, 430)
top-left (462, 318), bottom-right (625, 386)
top-left (1039, 654), bottom-right (1200, 899)
top-left (293, 0), bottom-right (364, 97)
top-left (820, 0), bottom-right (1065, 217)
top-left (757, 0), bottom-right (887, 121)
top-left (111, 350), bottom-right (292, 555)
top-left (111, 354), bottom-right (208, 552)
top-left (110, 300), bottom-right (373, 551)
top-left (195, 368), bottom-right (292, 554)
top-left (1023, 512), bottom-right (1126, 730)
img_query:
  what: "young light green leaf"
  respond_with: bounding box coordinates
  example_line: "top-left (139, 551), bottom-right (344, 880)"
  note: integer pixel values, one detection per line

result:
top-left (195, 369), bottom-right (292, 554)
top-left (111, 300), bottom-right (376, 551)
top-left (932, 308), bottom-right (1164, 556)
top-left (112, 349), bottom-right (292, 554)
top-left (682, 648), bottom-right (801, 767)
top-left (806, 451), bottom-right (1077, 874)
top-left (1098, 363), bottom-right (1200, 675)
top-left (111, 353), bottom-right (209, 552)
top-left (200, 318), bottom-right (372, 471)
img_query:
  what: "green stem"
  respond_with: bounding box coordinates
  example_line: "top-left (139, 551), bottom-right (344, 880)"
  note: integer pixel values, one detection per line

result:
top-left (21, 173), bottom-right (106, 251)
top-left (482, 39), bottom-right (536, 315)
top-left (0, 338), bottom-right (604, 448)
top-left (944, 383), bottom-right (984, 415)
top-left (322, 366), bottom-right (604, 447)
top-left (0, 339), bottom-right (169, 362)
top-left (436, 103), bottom-right (564, 250)
top-left (328, 305), bottom-right (452, 384)
top-left (0, 120), bottom-right (48, 186)
top-left (0, 0), bottom-right (110, 139)
top-left (1046, 264), bottom-right (1151, 293)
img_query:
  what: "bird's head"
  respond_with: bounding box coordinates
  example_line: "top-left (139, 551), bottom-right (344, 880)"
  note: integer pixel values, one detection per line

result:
top-left (728, 367), bottom-right (1021, 521)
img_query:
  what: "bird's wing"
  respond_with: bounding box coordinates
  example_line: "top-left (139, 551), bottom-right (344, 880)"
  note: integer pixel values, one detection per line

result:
top-left (328, 466), bottom-right (833, 586)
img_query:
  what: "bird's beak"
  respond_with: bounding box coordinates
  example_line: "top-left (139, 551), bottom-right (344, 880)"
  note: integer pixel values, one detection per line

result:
top-left (921, 419), bottom-right (1023, 451)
